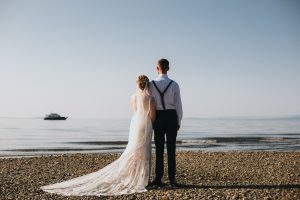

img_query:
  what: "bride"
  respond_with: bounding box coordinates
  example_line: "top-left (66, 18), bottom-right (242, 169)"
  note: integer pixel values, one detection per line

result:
top-left (41, 75), bottom-right (156, 196)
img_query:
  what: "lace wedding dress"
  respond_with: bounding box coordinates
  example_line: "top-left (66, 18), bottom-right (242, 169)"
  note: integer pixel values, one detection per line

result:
top-left (41, 91), bottom-right (153, 196)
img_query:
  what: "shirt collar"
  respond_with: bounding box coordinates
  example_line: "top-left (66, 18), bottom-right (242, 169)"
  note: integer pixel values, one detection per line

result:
top-left (156, 74), bottom-right (169, 81)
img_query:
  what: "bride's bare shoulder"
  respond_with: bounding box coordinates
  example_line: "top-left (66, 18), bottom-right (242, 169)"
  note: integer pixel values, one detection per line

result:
top-left (133, 92), bottom-right (154, 103)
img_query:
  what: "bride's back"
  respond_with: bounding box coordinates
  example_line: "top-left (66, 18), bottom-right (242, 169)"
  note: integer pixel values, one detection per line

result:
top-left (134, 92), bottom-right (151, 115)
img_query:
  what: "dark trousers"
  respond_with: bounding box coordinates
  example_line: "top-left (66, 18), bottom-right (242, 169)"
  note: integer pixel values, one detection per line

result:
top-left (153, 109), bottom-right (178, 182)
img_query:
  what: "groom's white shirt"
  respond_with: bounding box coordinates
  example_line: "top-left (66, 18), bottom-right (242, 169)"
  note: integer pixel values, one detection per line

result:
top-left (150, 74), bottom-right (183, 125)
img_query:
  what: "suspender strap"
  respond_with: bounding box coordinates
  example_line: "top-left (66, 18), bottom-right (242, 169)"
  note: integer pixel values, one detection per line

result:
top-left (152, 80), bottom-right (173, 110)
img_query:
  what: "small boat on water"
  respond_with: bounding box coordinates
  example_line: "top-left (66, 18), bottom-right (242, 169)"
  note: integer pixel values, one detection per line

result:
top-left (44, 113), bottom-right (67, 120)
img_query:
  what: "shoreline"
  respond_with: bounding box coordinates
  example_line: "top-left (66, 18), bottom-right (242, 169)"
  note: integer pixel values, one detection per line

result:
top-left (1, 134), bottom-right (300, 158)
top-left (1, 151), bottom-right (299, 199)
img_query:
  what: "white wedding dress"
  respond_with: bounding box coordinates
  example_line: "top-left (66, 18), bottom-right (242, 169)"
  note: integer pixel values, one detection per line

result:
top-left (41, 91), bottom-right (153, 196)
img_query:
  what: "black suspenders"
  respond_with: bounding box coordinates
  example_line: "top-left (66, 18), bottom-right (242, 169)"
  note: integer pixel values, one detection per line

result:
top-left (152, 80), bottom-right (173, 110)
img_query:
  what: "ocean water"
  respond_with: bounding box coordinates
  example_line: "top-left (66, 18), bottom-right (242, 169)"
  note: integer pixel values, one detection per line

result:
top-left (0, 117), bottom-right (300, 157)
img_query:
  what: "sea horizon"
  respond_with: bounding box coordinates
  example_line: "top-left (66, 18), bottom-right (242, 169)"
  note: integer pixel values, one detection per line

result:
top-left (1, 114), bottom-right (300, 120)
top-left (1, 116), bottom-right (300, 157)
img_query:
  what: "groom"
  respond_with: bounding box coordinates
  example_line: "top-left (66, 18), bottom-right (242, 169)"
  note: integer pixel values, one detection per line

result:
top-left (149, 58), bottom-right (183, 187)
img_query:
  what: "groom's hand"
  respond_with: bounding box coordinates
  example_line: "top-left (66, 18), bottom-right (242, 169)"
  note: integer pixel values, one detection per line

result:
top-left (177, 125), bottom-right (180, 131)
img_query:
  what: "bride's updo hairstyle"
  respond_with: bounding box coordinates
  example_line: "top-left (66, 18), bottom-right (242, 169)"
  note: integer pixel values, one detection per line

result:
top-left (137, 75), bottom-right (149, 90)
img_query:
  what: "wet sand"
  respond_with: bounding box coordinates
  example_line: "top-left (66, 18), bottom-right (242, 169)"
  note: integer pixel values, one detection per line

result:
top-left (0, 151), bottom-right (299, 199)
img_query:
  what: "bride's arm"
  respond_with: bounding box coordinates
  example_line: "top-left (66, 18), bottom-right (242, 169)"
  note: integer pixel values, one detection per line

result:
top-left (149, 97), bottom-right (156, 123)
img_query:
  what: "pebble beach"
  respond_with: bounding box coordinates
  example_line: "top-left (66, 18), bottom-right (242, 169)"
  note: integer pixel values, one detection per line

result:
top-left (1, 151), bottom-right (300, 199)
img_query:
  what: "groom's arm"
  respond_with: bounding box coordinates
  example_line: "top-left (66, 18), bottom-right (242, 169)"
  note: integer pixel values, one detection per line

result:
top-left (174, 82), bottom-right (183, 130)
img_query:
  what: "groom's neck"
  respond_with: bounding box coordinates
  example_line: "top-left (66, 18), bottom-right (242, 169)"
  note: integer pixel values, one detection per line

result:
top-left (158, 72), bottom-right (167, 75)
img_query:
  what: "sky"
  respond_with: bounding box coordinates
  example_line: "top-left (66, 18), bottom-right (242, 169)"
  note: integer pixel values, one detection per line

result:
top-left (0, 0), bottom-right (299, 119)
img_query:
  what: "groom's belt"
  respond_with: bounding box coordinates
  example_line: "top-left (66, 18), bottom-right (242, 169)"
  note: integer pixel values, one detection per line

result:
top-left (156, 109), bottom-right (176, 113)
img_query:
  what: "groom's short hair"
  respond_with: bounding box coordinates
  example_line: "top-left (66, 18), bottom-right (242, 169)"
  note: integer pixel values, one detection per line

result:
top-left (158, 58), bottom-right (169, 72)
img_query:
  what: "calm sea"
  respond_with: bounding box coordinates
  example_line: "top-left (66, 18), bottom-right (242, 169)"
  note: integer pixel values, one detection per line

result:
top-left (0, 117), bottom-right (300, 157)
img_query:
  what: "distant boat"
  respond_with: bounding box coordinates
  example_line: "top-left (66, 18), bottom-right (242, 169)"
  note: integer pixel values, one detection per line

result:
top-left (44, 113), bottom-right (67, 120)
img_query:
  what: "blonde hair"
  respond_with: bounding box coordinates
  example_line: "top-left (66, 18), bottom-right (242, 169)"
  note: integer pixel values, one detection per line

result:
top-left (136, 75), bottom-right (149, 90)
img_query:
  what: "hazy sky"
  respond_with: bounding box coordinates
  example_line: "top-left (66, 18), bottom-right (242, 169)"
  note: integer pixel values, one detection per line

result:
top-left (0, 0), bottom-right (299, 119)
